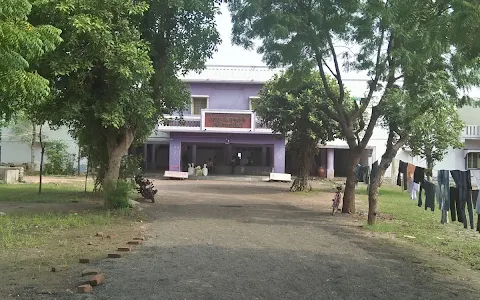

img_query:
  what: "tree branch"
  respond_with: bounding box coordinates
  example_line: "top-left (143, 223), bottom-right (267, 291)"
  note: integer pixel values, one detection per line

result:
top-left (307, 31), bottom-right (344, 123)
top-left (359, 32), bottom-right (397, 149)
top-left (352, 27), bottom-right (386, 122)
top-left (325, 31), bottom-right (345, 104)
top-left (321, 58), bottom-right (338, 79)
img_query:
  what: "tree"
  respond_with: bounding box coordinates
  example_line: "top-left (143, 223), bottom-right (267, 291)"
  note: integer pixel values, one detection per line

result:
top-left (0, 0), bottom-right (61, 120)
top-left (30, 0), bottom-right (220, 206)
top-left (407, 105), bottom-right (464, 180)
top-left (30, 0), bottom-right (155, 194)
top-left (228, 0), bottom-right (480, 214)
top-left (256, 69), bottom-right (339, 191)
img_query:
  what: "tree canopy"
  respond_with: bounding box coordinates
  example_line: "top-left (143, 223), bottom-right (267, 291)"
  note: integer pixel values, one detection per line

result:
top-left (29, 0), bottom-right (221, 204)
top-left (406, 105), bottom-right (464, 173)
top-left (257, 69), bottom-right (340, 191)
top-left (228, 0), bottom-right (480, 214)
top-left (0, 0), bottom-right (61, 120)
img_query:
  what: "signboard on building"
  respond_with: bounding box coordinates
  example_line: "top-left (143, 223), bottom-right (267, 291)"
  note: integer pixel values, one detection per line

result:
top-left (203, 112), bottom-right (253, 129)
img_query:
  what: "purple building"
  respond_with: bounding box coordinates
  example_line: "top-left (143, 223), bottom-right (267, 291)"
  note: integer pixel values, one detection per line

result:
top-left (139, 66), bottom-right (286, 176)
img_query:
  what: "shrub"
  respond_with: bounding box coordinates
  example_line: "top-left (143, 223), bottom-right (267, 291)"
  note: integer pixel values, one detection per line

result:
top-left (44, 141), bottom-right (74, 175)
top-left (103, 180), bottom-right (134, 209)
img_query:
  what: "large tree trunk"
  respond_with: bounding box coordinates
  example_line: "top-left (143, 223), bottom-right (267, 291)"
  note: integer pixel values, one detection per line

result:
top-left (104, 129), bottom-right (135, 185)
top-left (342, 149), bottom-right (362, 214)
top-left (367, 132), bottom-right (406, 225)
top-left (104, 148), bottom-right (124, 185)
top-left (103, 128), bottom-right (135, 207)
top-left (290, 141), bottom-right (315, 192)
top-left (368, 165), bottom-right (387, 225)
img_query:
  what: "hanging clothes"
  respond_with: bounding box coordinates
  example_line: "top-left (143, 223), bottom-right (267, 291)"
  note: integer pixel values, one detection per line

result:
top-left (437, 170), bottom-right (450, 224)
top-left (363, 166), bottom-right (371, 185)
top-left (466, 170), bottom-right (474, 229)
top-left (419, 181), bottom-right (435, 211)
top-left (472, 189), bottom-right (479, 210)
top-left (413, 166), bottom-right (425, 184)
top-left (407, 163), bottom-right (416, 180)
top-left (449, 187), bottom-right (462, 223)
top-left (406, 163), bottom-right (416, 194)
top-left (450, 170), bottom-right (474, 229)
top-left (471, 170), bottom-right (480, 214)
top-left (410, 182), bottom-right (420, 200)
top-left (397, 160), bottom-right (408, 190)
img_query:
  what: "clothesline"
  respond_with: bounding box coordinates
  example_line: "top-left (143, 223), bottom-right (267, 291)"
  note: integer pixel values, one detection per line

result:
top-left (397, 159), bottom-right (480, 233)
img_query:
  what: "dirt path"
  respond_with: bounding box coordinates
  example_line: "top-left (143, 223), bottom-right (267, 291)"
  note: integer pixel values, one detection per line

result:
top-left (15, 180), bottom-right (478, 300)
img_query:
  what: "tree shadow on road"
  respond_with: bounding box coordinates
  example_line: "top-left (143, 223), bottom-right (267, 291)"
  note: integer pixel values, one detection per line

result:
top-left (86, 242), bottom-right (477, 300)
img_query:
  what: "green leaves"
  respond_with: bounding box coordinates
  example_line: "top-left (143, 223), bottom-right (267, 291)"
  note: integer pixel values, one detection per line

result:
top-left (0, 0), bottom-right (62, 120)
top-left (257, 68), bottom-right (340, 149)
top-left (406, 104), bottom-right (464, 168)
top-left (27, 0), bottom-right (221, 185)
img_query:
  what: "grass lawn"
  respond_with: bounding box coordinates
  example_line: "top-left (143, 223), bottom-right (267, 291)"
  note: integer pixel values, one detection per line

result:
top-left (0, 209), bottom-right (140, 249)
top-left (0, 182), bottom-right (95, 203)
top-left (0, 181), bottom-right (146, 297)
top-left (360, 184), bottom-right (480, 270)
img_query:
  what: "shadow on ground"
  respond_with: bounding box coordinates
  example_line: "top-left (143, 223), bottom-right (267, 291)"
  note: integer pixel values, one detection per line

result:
top-left (80, 242), bottom-right (475, 300)
top-left (73, 200), bottom-right (479, 300)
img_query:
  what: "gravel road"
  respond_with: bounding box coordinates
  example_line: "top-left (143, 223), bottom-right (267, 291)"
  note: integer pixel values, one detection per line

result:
top-left (64, 181), bottom-right (480, 300)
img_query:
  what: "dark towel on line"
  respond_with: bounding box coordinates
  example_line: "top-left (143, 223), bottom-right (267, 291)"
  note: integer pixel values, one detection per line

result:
top-left (397, 160), bottom-right (408, 189)
top-left (413, 166), bottom-right (425, 184)
top-left (450, 187), bottom-right (462, 223)
top-left (419, 181), bottom-right (435, 211)
top-left (451, 170), bottom-right (475, 229)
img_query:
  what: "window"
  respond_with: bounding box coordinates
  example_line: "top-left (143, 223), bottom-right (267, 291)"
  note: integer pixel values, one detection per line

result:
top-left (466, 152), bottom-right (480, 169)
top-left (249, 96), bottom-right (260, 110)
top-left (191, 96), bottom-right (208, 115)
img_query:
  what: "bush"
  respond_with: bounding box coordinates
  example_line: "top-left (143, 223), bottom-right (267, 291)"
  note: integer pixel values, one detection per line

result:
top-left (103, 180), bottom-right (134, 209)
top-left (44, 141), bottom-right (74, 175)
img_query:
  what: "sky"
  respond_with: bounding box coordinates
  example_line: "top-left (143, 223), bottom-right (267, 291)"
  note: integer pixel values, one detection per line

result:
top-left (206, 5), bottom-right (264, 66)
top-left (207, 5), bottom-right (480, 98)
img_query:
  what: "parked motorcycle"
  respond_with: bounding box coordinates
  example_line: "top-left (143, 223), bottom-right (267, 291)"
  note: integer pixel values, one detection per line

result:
top-left (134, 174), bottom-right (157, 203)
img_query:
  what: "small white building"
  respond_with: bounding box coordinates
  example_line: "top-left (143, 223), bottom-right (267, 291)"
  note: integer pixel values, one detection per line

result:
top-left (0, 124), bottom-right (85, 172)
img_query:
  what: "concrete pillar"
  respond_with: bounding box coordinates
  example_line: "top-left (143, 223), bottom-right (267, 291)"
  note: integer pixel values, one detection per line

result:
top-left (261, 146), bottom-right (267, 166)
top-left (191, 144), bottom-right (197, 166)
top-left (151, 144), bottom-right (156, 170)
top-left (273, 138), bottom-right (286, 173)
top-left (169, 139), bottom-right (181, 171)
top-left (226, 144), bottom-right (232, 163)
top-left (143, 144), bottom-right (148, 171)
top-left (327, 148), bottom-right (334, 179)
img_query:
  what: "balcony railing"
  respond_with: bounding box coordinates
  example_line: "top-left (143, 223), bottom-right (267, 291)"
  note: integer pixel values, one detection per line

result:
top-left (161, 115), bottom-right (201, 128)
top-left (157, 113), bottom-right (272, 132)
top-left (463, 125), bottom-right (480, 139)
